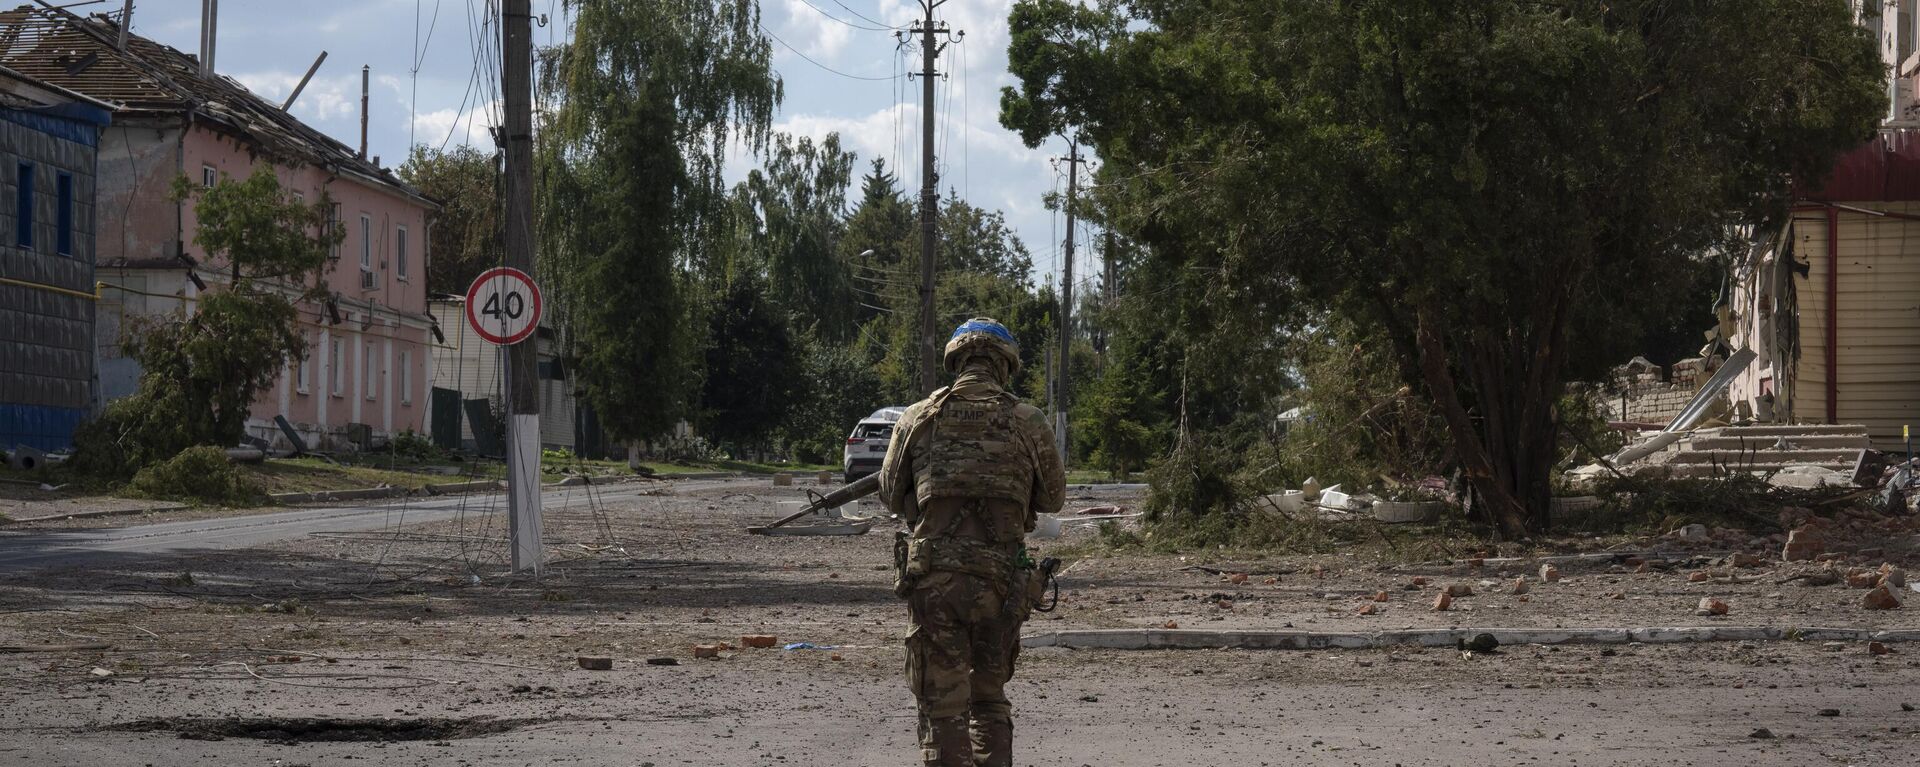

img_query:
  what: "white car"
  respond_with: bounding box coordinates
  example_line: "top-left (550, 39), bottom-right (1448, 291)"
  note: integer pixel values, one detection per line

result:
top-left (843, 406), bottom-right (907, 482)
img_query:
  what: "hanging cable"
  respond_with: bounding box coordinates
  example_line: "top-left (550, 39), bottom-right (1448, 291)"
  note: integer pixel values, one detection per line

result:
top-left (761, 24), bottom-right (903, 81)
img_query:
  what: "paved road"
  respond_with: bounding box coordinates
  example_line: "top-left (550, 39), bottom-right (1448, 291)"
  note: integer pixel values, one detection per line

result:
top-left (0, 478), bottom-right (752, 571)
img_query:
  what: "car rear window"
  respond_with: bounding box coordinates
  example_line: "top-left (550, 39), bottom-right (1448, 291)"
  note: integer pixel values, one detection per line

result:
top-left (853, 423), bottom-right (894, 440)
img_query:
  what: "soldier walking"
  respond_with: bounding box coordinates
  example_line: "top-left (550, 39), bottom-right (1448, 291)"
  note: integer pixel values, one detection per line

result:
top-left (880, 318), bottom-right (1067, 767)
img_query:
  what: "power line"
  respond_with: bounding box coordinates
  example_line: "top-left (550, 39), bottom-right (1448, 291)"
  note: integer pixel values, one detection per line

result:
top-left (832, 0), bottom-right (904, 30)
top-left (795, 0), bottom-right (895, 31)
top-left (761, 24), bottom-right (903, 81)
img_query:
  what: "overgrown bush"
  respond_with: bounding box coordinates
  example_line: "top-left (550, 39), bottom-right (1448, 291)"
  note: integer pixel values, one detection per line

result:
top-left (127, 446), bottom-right (264, 507)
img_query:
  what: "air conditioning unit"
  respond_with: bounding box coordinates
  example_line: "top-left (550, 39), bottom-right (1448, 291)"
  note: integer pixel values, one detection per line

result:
top-left (360, 269), bottom-right (376, 290)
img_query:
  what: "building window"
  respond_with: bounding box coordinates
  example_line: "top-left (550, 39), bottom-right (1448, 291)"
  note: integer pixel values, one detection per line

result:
top-left (328, 203), bottom-right (341, 260)
top-left (364, 341), bottom-right (378, 400)
top-left (359, 214), bottom-right (373, 271)
top-left (399, 350), bottom-right (413, 404)
top-left (395, 225), bottom-right (409, 279)
top-left (14, 163), bottom-right (32, 249)
top-left (55, 172), bottom-right (73, 256)
top-left (292, 191), bottom-right (305, 204)
top-left (330, 337), bottom-right (345, 396)
top-left (295, 332), bottom-right (312, 394)
top-left (201, 165), bottom-right (217, 188)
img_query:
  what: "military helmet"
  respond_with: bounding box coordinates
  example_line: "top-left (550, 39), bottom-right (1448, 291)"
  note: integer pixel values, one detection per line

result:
top-left (943, 317), bottom-right (1021, 377)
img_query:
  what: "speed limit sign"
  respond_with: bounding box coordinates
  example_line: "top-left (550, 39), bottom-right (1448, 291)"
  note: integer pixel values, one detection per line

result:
top-left (465, 267), bottom-right (543, 345)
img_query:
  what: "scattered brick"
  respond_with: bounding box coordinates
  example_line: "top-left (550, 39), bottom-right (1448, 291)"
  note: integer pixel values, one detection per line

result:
top-left (577, 656), bottom-right (613, 671)
top-left (1782, 528), bottom-right (1823, 561)
top-left (1356, 604), bottom-right (1378, 616)
top-left (1432, 592), bottom-right (1453, 611)
top-left (693, 644), bottom-right (725, 659)
top-left (1634, 561), bottom-right (1650, 574)
top-left (1846, 571), bottom-right (1880, 589)
top-left (1688, 571), bottom-right (1710, 583)
top-left (1229, 573), bottom-right (1249, 584)
top-left (1163, 620), bottom-right (1180, 629)
top-left (1446, 583), bottom-right (1474, 597)
top-left (1880, 564), bottom-right (1907, 589)
top-left (1539, 564), bottom-right (1561, 583)
top-left (1372, 591), bottom-right (1391, 602)
top-left (740, 635), bottom-right (778, 649)
top-left (1869, 641), bottom-right (1894, 656)
top-left (1696, 597), bottom-right (1729, 616)
top-left (1410, 576), bottom-right (1428, 587)
top-left (1510, 578), bottom-right (1530, 595)
top-left (1862, 584), bottom-right (1903, 610)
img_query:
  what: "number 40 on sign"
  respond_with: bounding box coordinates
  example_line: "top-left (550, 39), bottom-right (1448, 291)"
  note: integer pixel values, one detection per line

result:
top-left (465, 267), bottom-right (543, 346)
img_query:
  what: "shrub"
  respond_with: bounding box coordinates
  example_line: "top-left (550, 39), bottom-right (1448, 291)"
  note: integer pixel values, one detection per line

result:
top-left (128, 446), bottom-right (264, 507)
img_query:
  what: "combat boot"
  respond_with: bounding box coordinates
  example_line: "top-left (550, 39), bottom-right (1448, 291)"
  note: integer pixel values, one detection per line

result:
top-left (970, 719), bottom-right (1013, 767)
top-left (921, 715), bottom-right (973, 767)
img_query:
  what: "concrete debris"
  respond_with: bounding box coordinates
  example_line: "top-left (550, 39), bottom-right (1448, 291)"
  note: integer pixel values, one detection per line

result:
top-left (1510, 578), bottom-right (1530, 595)
top-left (1847, 571), bottom-right (1881, 589)
top-left (1881, 564), bottom-right (1907, 589)
top-left (693, 644), bottom-right (724, 659)
top-left (1749, 728), bottom-right (1774, 739)
top-left (1672, 524), bottom-right (1709, 542)
top-left (1696, 598), bottom-right (1729, 616)
top-left (1445, 583), bottom-right (1474, 598)
top-left (1782, 528), bottom-right (1824, 562)
top-left (1862, 584), bottom-right (1902, 610)
top-left (1539, 564), bottom-right (1562, 583)
top-left (1688, 572), bottom-right (1711, 583)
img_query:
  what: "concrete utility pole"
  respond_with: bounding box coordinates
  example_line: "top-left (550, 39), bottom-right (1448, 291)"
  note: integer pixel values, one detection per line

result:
top-left (358, 64), bottom-right (369, 159)
top-left (905, 1), bottom-right (957, 395)
top-left (1055, 141), bottom-right (1084, 464)
top-left (501, 0), bottom-right (543, 573)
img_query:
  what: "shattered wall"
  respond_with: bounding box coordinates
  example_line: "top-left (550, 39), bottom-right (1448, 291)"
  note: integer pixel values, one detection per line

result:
top-left (0, 107), bottom-right (99, 451)
top-left (1604, 357), bottom-right (1716, 425)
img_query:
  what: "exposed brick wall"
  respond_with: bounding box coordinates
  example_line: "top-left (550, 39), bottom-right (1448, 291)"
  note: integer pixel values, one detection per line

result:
top-left (1600, 355), bottom-right (1720, 425)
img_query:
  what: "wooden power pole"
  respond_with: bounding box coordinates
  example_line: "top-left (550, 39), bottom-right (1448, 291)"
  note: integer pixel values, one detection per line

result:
top-left (907, 1), bottom-right (956, 395)
top-left (1055, 141), bottom-right (1083, 464)
top-left (501, 0), bottom-right (542, 573)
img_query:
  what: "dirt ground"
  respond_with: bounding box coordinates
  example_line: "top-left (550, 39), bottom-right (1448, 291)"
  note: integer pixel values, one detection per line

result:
top-left (1, 480), bottom-right (1917, 765)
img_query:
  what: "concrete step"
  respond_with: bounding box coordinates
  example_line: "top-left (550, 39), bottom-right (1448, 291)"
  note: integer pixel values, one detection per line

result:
top-left (1659, 462), bottom-right (1853, 478)
top-left (1698, 424), bottom-right (1871, 438)
top-left (1665, 448), bottom-right (1860, 465)
top-left (1688, 434), bottom-right (1871, 451)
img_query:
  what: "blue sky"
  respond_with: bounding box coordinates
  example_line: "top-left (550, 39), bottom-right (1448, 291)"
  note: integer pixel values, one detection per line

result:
top-left (129, 0), bottom-right (1090, 288)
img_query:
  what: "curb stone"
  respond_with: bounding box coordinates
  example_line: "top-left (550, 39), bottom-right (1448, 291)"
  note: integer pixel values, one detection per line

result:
top-left (3, 503), bottom-right (191, 524)
top-left (1020, 626), bottom-right (1920, 650)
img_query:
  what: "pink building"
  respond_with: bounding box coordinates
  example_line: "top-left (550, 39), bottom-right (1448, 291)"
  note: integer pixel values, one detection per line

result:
top-left (0, 5), bottom-right (436, 451)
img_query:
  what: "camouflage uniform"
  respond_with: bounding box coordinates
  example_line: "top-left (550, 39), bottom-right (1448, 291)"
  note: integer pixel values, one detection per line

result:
top-left (881, 319), bottom-right (1066, 767)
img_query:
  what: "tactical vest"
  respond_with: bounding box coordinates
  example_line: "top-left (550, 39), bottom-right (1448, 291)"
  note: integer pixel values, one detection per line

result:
top-left (912, 389), bottom-right (1035, 526)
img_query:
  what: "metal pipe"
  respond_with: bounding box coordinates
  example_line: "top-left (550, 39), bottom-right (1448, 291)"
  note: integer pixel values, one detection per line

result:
top-left (1825, 205), bottom-right (1838, 423)
top-left (282, 51), bottom-right (328, 111)
top-left (202, 0), bottom-right (217, 75)
top-left (359, 64), bottom-right (369, 158)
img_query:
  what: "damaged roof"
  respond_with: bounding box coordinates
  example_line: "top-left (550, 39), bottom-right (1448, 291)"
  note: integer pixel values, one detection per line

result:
top-left (0, 4), bottom-right (428, 205)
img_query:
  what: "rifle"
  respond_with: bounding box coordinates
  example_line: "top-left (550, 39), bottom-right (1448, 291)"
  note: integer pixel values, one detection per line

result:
top-left (747, 473), bottom-right (882, 535)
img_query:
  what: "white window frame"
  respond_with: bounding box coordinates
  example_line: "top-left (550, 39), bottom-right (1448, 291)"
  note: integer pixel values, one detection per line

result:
top-left (395, 225), bottom-right (409, 280)
top-left (364, 340), bottom-right (378, 401)
top-left (201, 165), bottom-right (217, 188)
top-left (329, 338), bottom-right (345, 397)
top-left (328, 204), bottom-right (341, 260)
top-left (359, 214), bottom-right (373, 272)
top-left (295, 334), bottom-right (311, 394)
top-left (399, 350), bottom-right (413, 404)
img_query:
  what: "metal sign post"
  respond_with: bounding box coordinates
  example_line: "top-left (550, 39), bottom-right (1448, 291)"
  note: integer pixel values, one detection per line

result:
top-left (467, 267), bottom-right (544, 573)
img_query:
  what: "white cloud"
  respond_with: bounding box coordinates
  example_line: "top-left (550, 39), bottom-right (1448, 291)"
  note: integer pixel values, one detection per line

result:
top-left (777, 0), bottom-right (856, 61)
top-left (412, 98), bottom-right (502, 151)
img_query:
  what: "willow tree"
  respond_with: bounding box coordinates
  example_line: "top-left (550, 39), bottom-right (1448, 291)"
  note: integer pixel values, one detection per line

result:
top-left (538, 0), bottom-right (780, 443)
top-left (1002, 0), bottom-right (1885, 536)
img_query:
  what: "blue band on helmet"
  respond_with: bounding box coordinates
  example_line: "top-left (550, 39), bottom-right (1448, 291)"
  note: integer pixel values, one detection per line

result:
top-left (950, 320), bottom-right (1017, 346)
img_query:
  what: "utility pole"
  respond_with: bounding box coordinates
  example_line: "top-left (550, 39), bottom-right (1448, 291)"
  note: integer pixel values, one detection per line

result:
top-left (198, 0), bottom-right (217, 76)
top-left (501, 0), bottom-right (543, 573)
top-left (904, 1), bottom-right (957, 395)
top-left (1055, 141), bottom-right (1084, 464)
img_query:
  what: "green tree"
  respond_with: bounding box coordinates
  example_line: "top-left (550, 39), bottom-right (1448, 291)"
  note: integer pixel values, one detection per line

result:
top-left (1002, 0), bottom-right (1885, 536)
top-left (76, 168), bottom-right (336, 475)
top-left (398, 145), bottom-right (500, 295)
top-left (698, 275), bottom-right (802, 454)
top-left (539, 0), bottom-right (780, 444)
top-left (737, 132), bottom-right (857, 340)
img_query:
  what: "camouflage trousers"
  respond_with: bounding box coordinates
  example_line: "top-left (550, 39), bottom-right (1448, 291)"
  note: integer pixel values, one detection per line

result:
top-left (904, 570), bottom-right (1023, 724)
